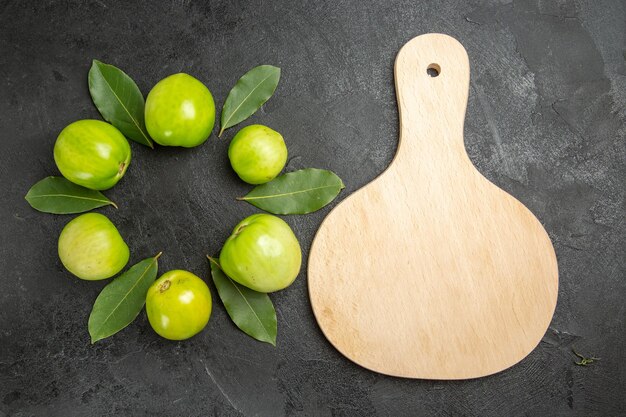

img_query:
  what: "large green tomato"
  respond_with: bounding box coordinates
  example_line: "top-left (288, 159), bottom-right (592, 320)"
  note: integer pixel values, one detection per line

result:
top-left (220, 214), bottom-right (301, 292)
top-left (58, 213), bottom-right (129, 280)
top-left (54, 120), bottom-right (131, 190)
top-left (144, 73), bottom-right (215, 147)
top-left (228, 124), bottom-right (288, 184)
top-left (146, 270), bottom-right (212, 340)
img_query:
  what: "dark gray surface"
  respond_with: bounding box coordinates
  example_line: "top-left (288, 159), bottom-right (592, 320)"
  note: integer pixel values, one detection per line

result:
top-left (1, 0), bottom-right (624, 416)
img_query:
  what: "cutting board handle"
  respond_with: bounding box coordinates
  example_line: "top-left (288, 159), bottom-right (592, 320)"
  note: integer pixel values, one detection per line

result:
top-left (394, 34), bottom-right (471, 162)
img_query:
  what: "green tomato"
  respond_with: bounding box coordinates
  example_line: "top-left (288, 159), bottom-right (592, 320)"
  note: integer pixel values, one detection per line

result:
top-left (144, 73), bottom-right (215, 147)
top-left (220, 214), bottom-right (302, 292)
top-left (54, 120), bottom-right (131, 190)
top-left (228, 124), bottom-right (288, 184)
top-left (146, 270), bottom-right (212, 340)
top-left (58, 213), bottom-right (129, 280)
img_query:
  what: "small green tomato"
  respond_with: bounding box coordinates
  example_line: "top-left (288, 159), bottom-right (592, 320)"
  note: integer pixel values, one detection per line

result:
top-left (220, 214), bottom-right (302, 293)
top-left (54, 120), bottom-right (131, 190)
top-left (144, 73), bottom-right (215, 147)
top-left (146, 270), bottom-right (212, 340)
top-left (228, 124), bottom-right (288, 184)
top-left (58, 213), bottom-right (129, 280)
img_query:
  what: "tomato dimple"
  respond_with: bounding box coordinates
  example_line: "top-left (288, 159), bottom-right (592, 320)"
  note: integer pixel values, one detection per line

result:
top-left (159, 279), bottom-right (171, 293)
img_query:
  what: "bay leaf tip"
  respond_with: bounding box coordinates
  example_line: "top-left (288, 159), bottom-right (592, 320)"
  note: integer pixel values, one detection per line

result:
top-left (206, 255), bottom-right (219, 268)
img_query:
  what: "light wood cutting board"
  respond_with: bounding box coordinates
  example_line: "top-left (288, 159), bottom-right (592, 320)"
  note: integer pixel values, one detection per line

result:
top-left (308, 33), bottom-right (559, 379)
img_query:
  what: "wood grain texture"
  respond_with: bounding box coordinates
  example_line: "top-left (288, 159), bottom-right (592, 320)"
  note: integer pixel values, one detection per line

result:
top-left (308, 33), bottom-right (559, 379)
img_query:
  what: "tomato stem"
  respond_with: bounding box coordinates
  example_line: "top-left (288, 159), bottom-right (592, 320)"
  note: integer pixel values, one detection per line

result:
top-left (159, 280), bottom-right (171, 293)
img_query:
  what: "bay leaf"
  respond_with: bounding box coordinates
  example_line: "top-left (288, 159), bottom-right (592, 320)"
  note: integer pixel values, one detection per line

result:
top-left (208, 256), bottom-right (277, 346)
top-left (25, 176), bottom-right (117, 214)
top-left (88, 253), bottom-right (161, 343)
top-left (88, 60), bottom-right (154, 148)
top-left (219, 65), bottom-right (280, 136)
top-left (237, 168), bottom-right (344, 215)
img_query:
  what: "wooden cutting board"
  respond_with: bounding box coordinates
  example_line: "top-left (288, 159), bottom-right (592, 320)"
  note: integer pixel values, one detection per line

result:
top-left (308, 33), bottom-right (558, 379)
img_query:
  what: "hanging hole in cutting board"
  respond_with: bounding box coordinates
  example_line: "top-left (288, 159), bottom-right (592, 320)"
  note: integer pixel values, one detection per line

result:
top-left (427, 63), bottom-right (440, 77)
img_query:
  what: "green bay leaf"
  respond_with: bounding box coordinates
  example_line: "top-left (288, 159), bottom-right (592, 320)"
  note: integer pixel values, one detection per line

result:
top-left (219, 65), bottom-right (280, 136)
top-left (237, 168), bottom-right (345, 215)
top-left (88, 60), bottom-right (153, 148)
top-left (208, 256), bottom-right (277, 346)
top-left (25, 176), bottom-right (117, 214)
top-left (88, 253), bottom-right (161, 343)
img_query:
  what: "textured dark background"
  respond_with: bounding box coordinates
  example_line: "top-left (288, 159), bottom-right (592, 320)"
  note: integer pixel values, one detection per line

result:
top-left (1, 0), bottom-right (624, 416)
